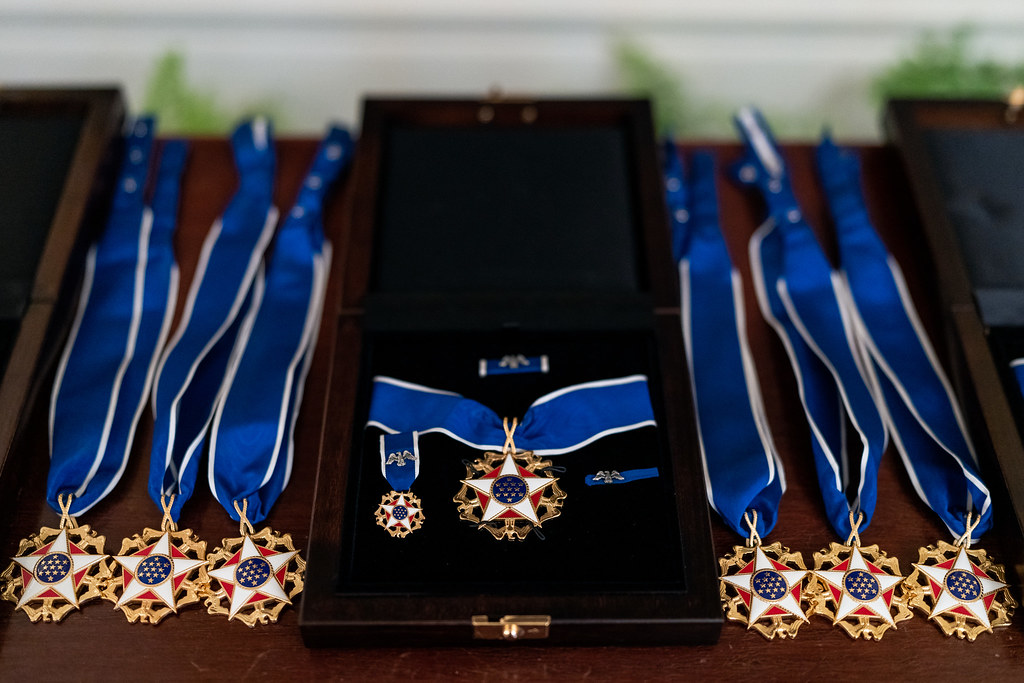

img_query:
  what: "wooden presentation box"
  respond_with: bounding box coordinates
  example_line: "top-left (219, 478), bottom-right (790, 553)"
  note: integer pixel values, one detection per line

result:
top-left (299, 98), bottom-right (722, 645)
top-left (0, 88), bottom-right (124, 485)
top-left (886, 98), bottom-right (1024, 584)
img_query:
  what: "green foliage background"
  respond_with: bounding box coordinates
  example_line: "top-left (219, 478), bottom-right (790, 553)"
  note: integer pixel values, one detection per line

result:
top-left (143, 52), bottom-right (283, 134)
top-left (142, 27), bottom-right (1024, 136)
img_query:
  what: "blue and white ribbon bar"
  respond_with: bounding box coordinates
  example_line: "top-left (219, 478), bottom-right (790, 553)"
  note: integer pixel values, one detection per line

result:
top-left (208, 125), bottom-right (352, 524)
top-left (48, 118), bottom-right (183, 517)
top-left (737, 108), bottom-right (886, 539)
top-left (380, 431), bottom-right (420, 491)
top-left (367, 375), bottom-right (656, 456)
top-left (817, 136), bottom-right (991, 542)
top-left (585, 467), bottom-right (659, 486)
top-left (667, 141), bottom-right (783, 539)
top-left (478, 354), bottom-right (549, 377)
top-left (150, 118), bottom-right (278, 523)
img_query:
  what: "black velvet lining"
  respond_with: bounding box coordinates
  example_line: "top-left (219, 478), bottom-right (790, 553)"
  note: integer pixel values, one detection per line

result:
top-left (924, 129), bottom-right (1024, 326)
top-left (372, 126), bottom-right (645, 300)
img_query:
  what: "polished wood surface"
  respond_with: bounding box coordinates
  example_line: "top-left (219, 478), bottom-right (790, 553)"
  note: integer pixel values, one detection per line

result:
top-left (1, 139), bottom-right (1021, 679)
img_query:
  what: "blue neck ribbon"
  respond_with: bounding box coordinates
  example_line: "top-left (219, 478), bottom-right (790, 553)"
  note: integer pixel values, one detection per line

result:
top-left (666, 141), bottom-right (784, 540)
top-left (735, 108), bottom-right (886, 539)
top-left (816, 137), bottom-right (991, 542)
top-left (48, 118), bottom-right (185, 517)
top-left (208, 126), bottom-right (352, 524)
top-left (149, 119), bottom-right (278, 522)
top-left (367, 375), bottom-right (657, 456)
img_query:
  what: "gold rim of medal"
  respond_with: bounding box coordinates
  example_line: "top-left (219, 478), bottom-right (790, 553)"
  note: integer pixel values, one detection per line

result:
top-left (376, 417), bottom-right (567, 541)
top-left (718, 510), bottom-right (1016, 641)
top-left (1, 494), bottom-right (305, 627)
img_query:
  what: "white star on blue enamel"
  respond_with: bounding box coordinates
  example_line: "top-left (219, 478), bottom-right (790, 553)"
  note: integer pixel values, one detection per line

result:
top-left (113, 531), bottom-right (206, 610)
top-left (462, 453), bottom-right (556, 524)
top-left (208, 536), bottom-right (296, 620)
top-left (11, 529), bottom-right (106, 609)
top-left (914, 546), bottom-right (1007, 629)
top-left (813, 545), bottom-right (903, 625)
top-left (721, 545), bottom-right (808, 625)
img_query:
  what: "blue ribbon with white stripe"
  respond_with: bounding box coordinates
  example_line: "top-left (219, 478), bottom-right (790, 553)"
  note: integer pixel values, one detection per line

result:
top-left (150, 119), bottom-right (278, 523)
top-left (816, 137), bottom-right (991, 542)
top-left (667, 141), bottom-right (784, 539)
top-left (380, 431), bottom-right (420, 491)
top-left (479, 354), bottom-right (549, 377)
top-left (735, 108), bottom-right (886, 539)
top-left (208, 125), bottom-right (352, 524)
top-left (367, 375), bottom-right (656, 456)
top-left (48, 118), bottom-right (184, 517)
top-left (585, 467), bottom-right (659, 486)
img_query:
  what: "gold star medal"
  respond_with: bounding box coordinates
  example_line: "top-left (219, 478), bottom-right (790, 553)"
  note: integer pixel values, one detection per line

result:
top-left (376, 491), bottom-right (424, 538)
top-left (719, 512), bottom-right (810, 640)
top-left (101, 496), bottom-right (209, 624)
top-left (905, 515), bottom-right (1016, 641)
top-left (454, 418), bottom-right (566, 541)
top-left (1, 494), bottom-right (110, 622)
top-left (205, 500), bottom-right (305, 627)
top-left (806, 514), bottom-right (912, 640)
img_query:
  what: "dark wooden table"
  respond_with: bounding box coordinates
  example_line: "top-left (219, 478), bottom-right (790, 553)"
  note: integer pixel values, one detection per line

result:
top-left (1, 139), bottom-right (1021, 680)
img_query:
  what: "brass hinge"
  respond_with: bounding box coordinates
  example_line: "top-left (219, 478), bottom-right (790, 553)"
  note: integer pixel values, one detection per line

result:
top-left (472, 614), bottom-right (551, 641)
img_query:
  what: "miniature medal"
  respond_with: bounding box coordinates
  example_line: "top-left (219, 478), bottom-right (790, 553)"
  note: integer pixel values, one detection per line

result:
top-left (1, 495), bottom-right (110, 622)
top-left (205, 501), bottom-right (305, 627)
top-left (101, 496), bottom-right (209, 624)
top-left (454, 418), bottom-right (566, 541)
top-left (376, 433), bottom-right (424, 537)
top-left (719, 528), bottom-right (810, 640)
top-left (376, 491), bottom-right (424, 538)
top-left (806, 517), bottom-right (911, 639)
top-left (905, 524), bottom-right (1016, 641)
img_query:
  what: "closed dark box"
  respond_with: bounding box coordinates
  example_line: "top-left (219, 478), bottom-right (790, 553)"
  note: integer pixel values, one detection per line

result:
top-left (886, 98), bottom-right (1024, 583)
top-left (300, 98), bottom-right (722, 645)
top-left (0, 88), bottom-right (124, 482)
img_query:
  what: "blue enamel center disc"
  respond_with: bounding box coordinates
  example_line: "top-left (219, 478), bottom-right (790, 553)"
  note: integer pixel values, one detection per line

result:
top-left (235, 557), bottom-right (272, 589)
top-left (751, 569), bottom-right (789, 601)
top-left (34, 552), bottom-right (71, 585)
top-left (843, 569), bottom-right (880, 602)
top-left (491, 475), bottom-right (528, 505)
top-left (137, 554), bottom-right (173, 586)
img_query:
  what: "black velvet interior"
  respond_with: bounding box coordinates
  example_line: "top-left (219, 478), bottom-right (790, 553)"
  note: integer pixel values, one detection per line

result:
top-left (0, 111), bottom-right (84, 376)
top-left (337, 330), bottom-right (686, 594)
top-left (924, 129), bottom-right (1024, 326)
top-left (372, 126), bottom-right (644, 301)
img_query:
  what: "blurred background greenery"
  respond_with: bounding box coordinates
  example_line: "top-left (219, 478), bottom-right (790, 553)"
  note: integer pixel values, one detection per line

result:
top-left (143, 25), bottom-right (1024, 137)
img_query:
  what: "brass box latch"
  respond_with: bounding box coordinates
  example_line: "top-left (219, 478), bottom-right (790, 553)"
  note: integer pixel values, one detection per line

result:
top-left (472, 614), bottom-right (551, 641)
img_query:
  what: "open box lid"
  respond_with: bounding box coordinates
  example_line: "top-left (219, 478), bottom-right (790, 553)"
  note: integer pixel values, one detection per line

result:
top-left (301, 97), bottom-right (721, 646)
top-left (342, 98), bottom-right (678, 331)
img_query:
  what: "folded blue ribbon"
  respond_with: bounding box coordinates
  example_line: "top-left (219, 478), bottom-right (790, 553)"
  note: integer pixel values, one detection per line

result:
top-left (667, 141), bottom-right (783, 539)
top-left (150, 119), bottom-right (278, 522)
top-left (736, 108), bottom-right (886, 539)
top-left (817, 137), bottom-right (991, 542)
top-left (208, 125), bottom-right (353, 524)
top-left (49, 118), bottom-right (184, 517)
top-left (367, 375), bottom-right (656, 456)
